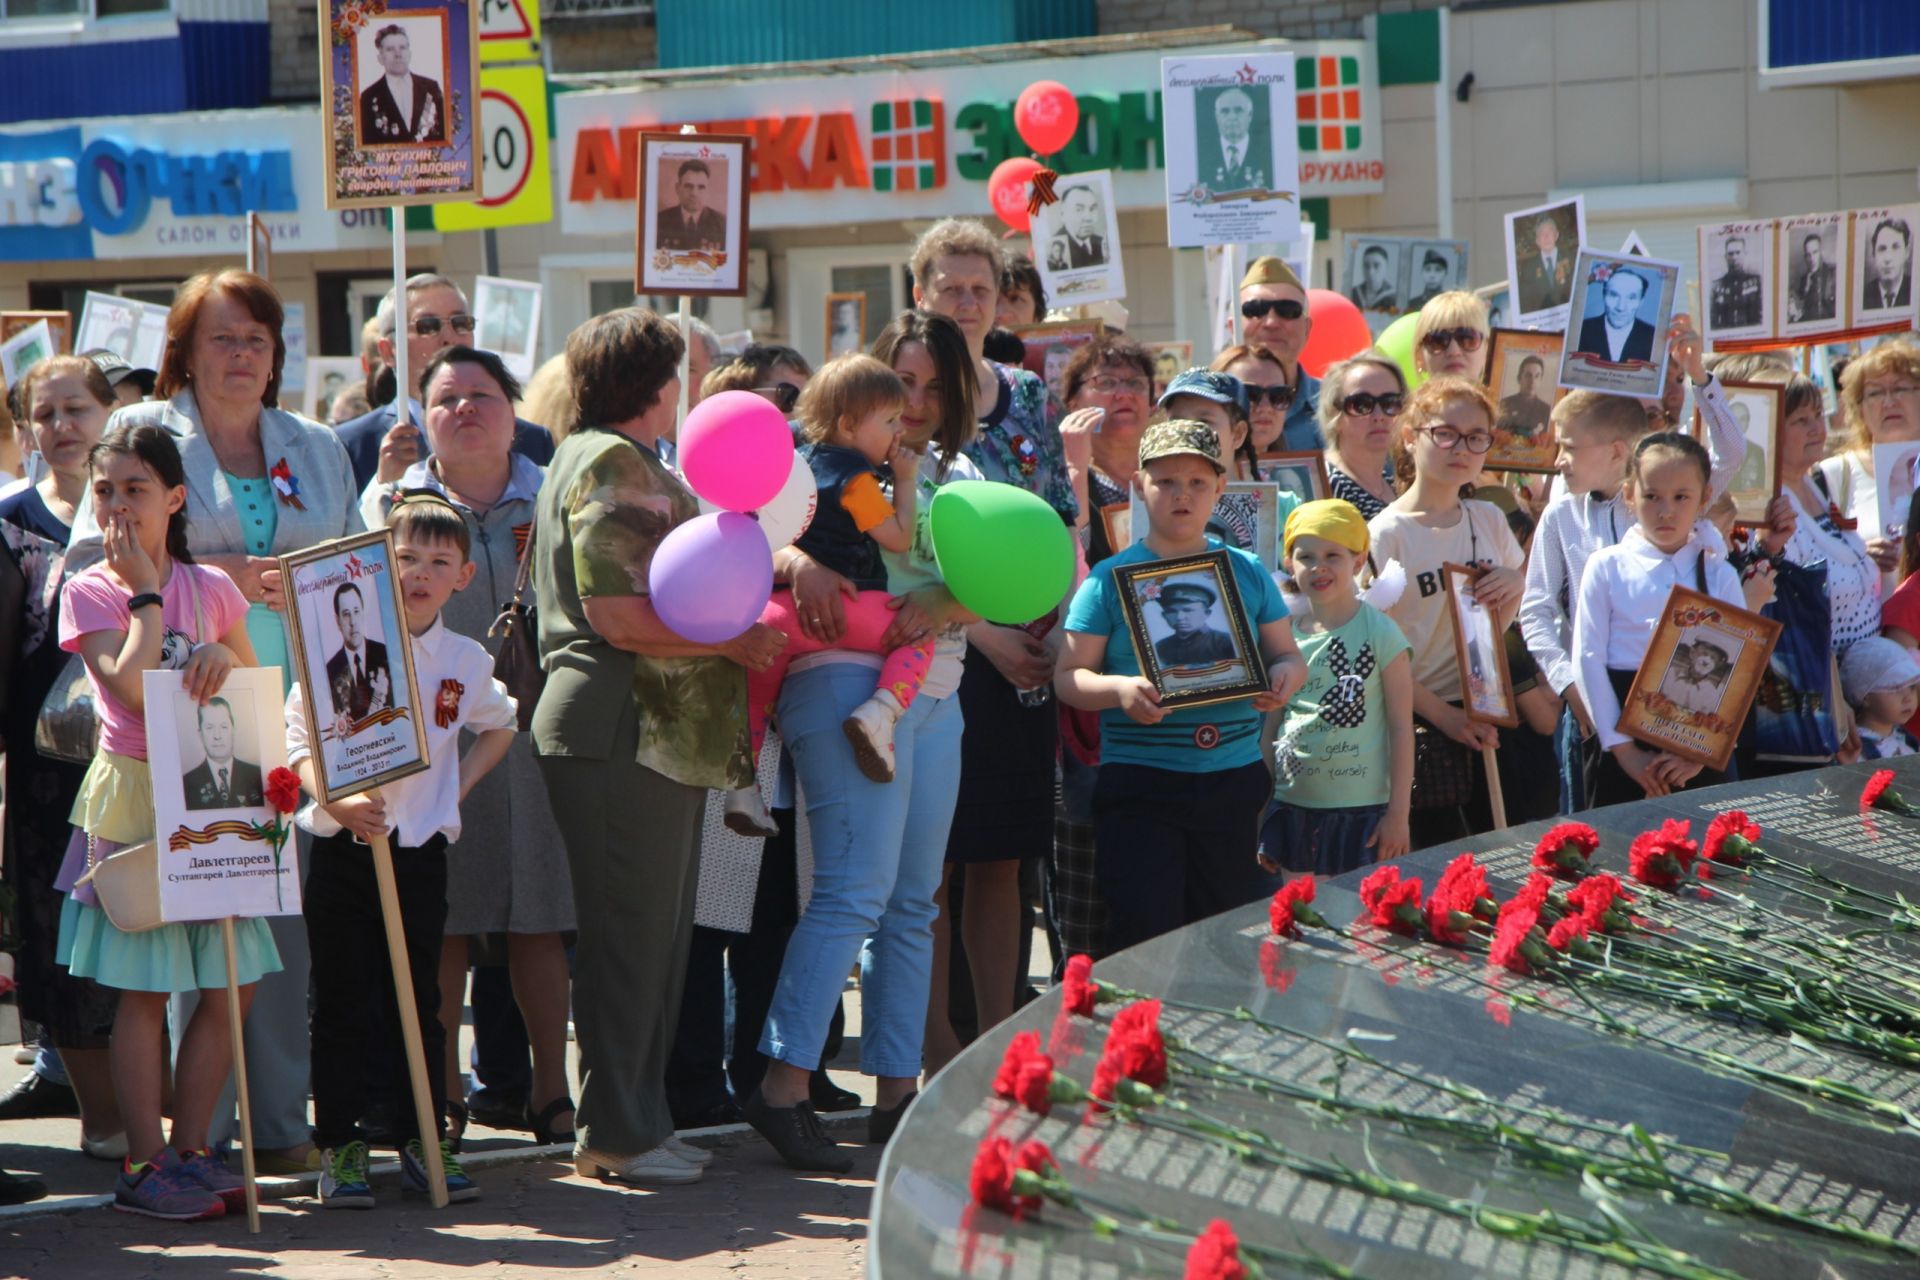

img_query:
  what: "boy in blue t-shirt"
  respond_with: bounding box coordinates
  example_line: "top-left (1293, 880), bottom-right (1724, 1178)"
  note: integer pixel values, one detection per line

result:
top-left (1057, 419), bottom-right (1308, 951)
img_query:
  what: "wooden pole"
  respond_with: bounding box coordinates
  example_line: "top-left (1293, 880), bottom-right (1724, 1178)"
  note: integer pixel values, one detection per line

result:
top-left (367, 798), bottom-right (448, 1208)
top-left (675, 294), bottom-right (692, 434)
top-left (391, 205), bottom-right (411, 436)
top-left (220, 918), bottom-right (261, 1233)
top-left (1482, 745), bottom-right (1508, 831)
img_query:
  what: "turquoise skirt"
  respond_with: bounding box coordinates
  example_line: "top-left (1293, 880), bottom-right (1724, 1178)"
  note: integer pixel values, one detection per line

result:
top-left (57, 895), bottom-right (281, 994)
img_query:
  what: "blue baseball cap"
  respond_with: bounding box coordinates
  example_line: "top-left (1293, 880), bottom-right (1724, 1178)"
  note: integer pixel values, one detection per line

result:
top-left (1158, 368), bottom-right (1249, 420)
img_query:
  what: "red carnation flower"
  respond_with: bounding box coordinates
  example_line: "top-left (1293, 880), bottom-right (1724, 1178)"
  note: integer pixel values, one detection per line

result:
top-left (1436, 853), bottom-right (1499, 921)
top-left (992, 1031), bottom-right (1056, 1114)
top-left (1489, 904), bottom-right (1554, 975)
top-left (1090, 1001), bottom-right (1168, 1109)
top-left (1423, 876), bottom-right (1480, 946)
top-left (1184, 1218), bottom-right (1247, 1280)
top-left (1702, 810), bottom-right (1761, 864)
top-left (1268, 876), bottom-right (1326, 937)
top-left (1359, 865), bottom-right (1425, 934)
top-left (1546, 913), bottom-right (1591, 953)
top-left (1532, 822), bottom-right (1599, 878)
top-left (1565, 873), bottom-right (1636, 933)
top-left (265, 765), bottom-right (302, 815)
top-left (1863, 770), bottom-right (1915, 815)
top-left (1628, 818), bottom-right (1697, 888)
top-left (969, 1136), bottom-right (1053, 1219)
top-left (1060, 954), bottom-right (1101, 1016)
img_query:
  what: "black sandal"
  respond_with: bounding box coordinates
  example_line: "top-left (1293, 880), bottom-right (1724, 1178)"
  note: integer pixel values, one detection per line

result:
top-left (444, 1099), bottom-right (469, 1154)
top-left (525, 1096), bottom-right (575, 1146)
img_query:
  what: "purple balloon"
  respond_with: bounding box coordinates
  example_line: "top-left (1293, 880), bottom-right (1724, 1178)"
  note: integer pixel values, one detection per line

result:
top-left (648, 512), bottom-right (774, 644)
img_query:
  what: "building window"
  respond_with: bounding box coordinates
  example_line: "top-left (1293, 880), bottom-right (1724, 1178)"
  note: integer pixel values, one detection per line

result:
top-left (2, 0), bottom-right (168, 19)
top-left (96, 0), bottom-right (169, 16)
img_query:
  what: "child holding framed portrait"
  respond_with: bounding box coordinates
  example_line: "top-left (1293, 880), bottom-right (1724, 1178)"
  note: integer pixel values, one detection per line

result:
top-left (1057, 419), bottom-right (1306, 952)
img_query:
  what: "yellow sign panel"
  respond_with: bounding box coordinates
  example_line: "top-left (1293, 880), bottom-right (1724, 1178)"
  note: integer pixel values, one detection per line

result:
top-left (478, 0), bottom-right (540, 65)
top-left (433, 65), bottom-right (552, 232)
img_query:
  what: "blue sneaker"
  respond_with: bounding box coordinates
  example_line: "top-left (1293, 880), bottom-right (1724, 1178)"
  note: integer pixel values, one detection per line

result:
top-left (318, 1141), bottom-right (375, 1210)
top-left (176, 1145), bottom-right (247, 1211)
top-left (402, 1138), bottom-right (479, 1203)
top-left (114, 1148), bottom-right (225, 1221)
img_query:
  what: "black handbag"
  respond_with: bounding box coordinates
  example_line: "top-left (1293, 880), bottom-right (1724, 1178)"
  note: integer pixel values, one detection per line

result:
top-left (489, 521), bottom-right (543, 732)
top-left (1410, 718), bottom-right (1474, 809)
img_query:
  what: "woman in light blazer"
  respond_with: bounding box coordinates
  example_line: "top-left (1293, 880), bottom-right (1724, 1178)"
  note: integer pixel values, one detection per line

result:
top-left (66, 269), bottom-right (363, 1174)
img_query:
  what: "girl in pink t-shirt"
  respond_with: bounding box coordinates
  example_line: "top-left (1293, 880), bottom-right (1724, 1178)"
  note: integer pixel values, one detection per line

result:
top-left (54, 423), bottom-right (281, 1222)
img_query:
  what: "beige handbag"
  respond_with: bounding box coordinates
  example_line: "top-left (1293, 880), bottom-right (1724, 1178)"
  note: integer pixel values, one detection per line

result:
top-left (75, 836), bottom-right (164, 934)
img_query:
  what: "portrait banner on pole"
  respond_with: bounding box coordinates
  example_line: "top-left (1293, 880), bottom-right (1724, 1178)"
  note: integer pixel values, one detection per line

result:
top-left (322, 0), bottom-right (480, 209)
top-left (1160, 52), bottom-right (1300, 249)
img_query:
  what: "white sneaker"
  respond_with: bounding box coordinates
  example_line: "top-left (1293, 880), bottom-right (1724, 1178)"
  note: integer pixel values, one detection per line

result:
top-left (843, 691), bottom-right (903, 783)
top-left (665, 1136), bottom-right (713, 1166)
top-left (723, 787), bottom-right (778, 838)
top-left (574, 1143), bottom-right (703, 1185)
top-left (81, 1130), bottom-right (129, 1161)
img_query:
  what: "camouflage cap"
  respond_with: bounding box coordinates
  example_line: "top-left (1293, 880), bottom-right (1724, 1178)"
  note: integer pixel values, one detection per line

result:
top-left (1137, 418), bottom-right (1225, 473)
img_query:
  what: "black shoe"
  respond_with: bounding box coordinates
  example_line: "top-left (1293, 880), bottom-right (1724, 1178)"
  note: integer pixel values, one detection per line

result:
top-left (742, 1090), bottom-right (854, 1174)
top-left (867, 1093), bottom-right (917, 1145)
top-left (809, 1069), bottom-right (861, 1113)
top-left (671, 1098), bottom-right (744, 1130)
top-left (465, 1084), bottom-right (529, 1130)
top-left (0, 1072), bottom-right (78, 1121)
top-left (524, 1096), bottom-right (575, 1146)
top-left (0, 1169), bottom-right (47, 1207)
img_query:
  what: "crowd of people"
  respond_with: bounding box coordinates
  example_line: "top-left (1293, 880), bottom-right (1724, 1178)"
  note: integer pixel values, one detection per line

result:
top-left (0, 212), bottom-right (1916, 1222)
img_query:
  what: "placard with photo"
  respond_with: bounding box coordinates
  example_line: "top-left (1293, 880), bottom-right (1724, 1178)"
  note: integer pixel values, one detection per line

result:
top-left (1873, 440), bottom-right (1920, 542)
top-left (1129, 480), bottom-right (1283, 572)
top-left (1160, 52), bottom-right (1300, 249)
top-left (143, 666), bottom-right (300, 921)
top-left (280, 530), bottom-right (430, 803)
top-left (824, 292), bottom-right (865, 362)
top-left (1851, 205), bottom-right (1918, 330)
top-left (1557, 249), bottom-right (1680, 399)
top-left (1504, 196), bottom-right (1587, 331)
top-left (1342, 235), bottom-right (1401, 318)
top-left (1698, 221), bottom-right (1775, 346)
top-left (1114, 549), bottom-right (1267, 709)
top-left (1443, 563), bottom-right (1518, 729)
top-left (1033, 169), bottom-right (1126, 307)
top-left (1617, 587), bottom-right (1781, 770)
top-left (247, 212), bottom-right (272, 281)
top-left (75, 291), bottom-right (167, 371)
top-left (304, 357), bottom-right (363, 424)
top-left (1404, 240), bottom-right (1470, 312)
top-left (1254, 449), bottom-right (1329, 505)
top-left (0, 319), bottom-right (54, 385)
top-left (323, 0), bottom-right (479, 208)
top-left (473, 275), bottom-right (541, 379)
top-left (1144, 340), bottom-right (1193, 398)
top-left (1012, 319), bottom-right (1105, 409)
top-left (636, 132), bottom-right (752, 298)
top-left (1483, 329), bottom-right (1565, 473)
top-left (1778, 212), bottom-right (1846, 341)
top-left (1713, 381), bottom-right (1786, 527)
top-left (1476, 281), bottom-right (1512, 331)
top-left (1, 311), bottom-right (70, 356)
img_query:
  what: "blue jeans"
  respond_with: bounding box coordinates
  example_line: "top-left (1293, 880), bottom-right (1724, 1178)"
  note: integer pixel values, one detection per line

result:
top-left (759, 663), bottom-right (963, 1078)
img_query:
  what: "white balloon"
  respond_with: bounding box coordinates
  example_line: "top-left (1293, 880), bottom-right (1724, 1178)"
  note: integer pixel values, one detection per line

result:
top-left (699, 452), bottom-right (817, 552)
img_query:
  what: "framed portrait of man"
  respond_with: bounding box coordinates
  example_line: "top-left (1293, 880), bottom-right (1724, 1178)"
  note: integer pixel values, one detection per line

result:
top-left (1342, 237), bottom-right (1401, 316)
top-left (1476, 281), bottom-right (1512, 332)
top-left (1851, 205), bottom-right (1919, 330)
top-left (1443, 563), bottom-right (1518, 729)
top-left (1617, 587), bottom-right (1780, 770)
top-left (472, 275), bottom-right (542, 379)
top-left (1254, 449), bottom-right (1329, 505)
top-left (0, 319), bottom-right (54, 386)
top-left (1033, 169), bottom-right (1127, 307)
top-left (1114, 549), bottom-right (1267, 709)
top-left (1698, 221), bottom-right (1775, 346)
top-left (303, 357), bottom-right (363, 424)
top-left (1504, 196), bottom-right (1587, 331)
top-left (1557, 249), bottom-right (1681, 399)
top-left (1778, 212), bottom-right (1846, 341)
top-left (1160, 52), bottom-right (1300, 249)
top-left (1145, 340), bottom-right (1193, 398)
top-left (636, 132), bottom-right (752, 298)
top-left (1709, 381), bottom-right (1786, 527)
top-left (1, 310), bottom-right (70, 357)
top-left (1405, 241), bottom-right (1469, 312)
top-left (1012, 319), bottom-right (1105, 408)
top-left (143, 666), bottom-right (301, 921)
top-left (824, 292), bottom-right (866, 362)
top-left (1483, 329), bottom-right (1565, 473)
top-left (247, 213), bottom-right (272, 282)
top-left (322, 0), bottom-right (478, 208)
top-left (280, 529), bottom-right (430, 803)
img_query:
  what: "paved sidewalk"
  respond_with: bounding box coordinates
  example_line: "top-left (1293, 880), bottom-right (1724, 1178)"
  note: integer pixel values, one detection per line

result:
top-left (0, 1128), bottom-right (879, 1279)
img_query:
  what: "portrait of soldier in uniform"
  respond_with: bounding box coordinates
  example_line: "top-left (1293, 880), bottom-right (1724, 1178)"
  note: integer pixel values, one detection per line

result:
top-left (1710, 236), bottom-right (1763, 330)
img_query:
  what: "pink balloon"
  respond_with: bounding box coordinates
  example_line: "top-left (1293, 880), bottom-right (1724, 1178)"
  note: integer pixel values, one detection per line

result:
top-left (989, 157), bottom-right (1043, 233)
top-left (1015, 81), bottom-right (1079, 155)
top-left (679, 390), bottom-right (795, 512)
top-left (1297, 288), bottom-right (1373, 378)
top-left (648, 512), bottom-right (774, 644)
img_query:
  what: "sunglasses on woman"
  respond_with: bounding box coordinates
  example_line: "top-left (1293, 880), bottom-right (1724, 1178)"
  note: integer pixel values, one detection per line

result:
top-left (408, 314), bottom-right (478, 337)
top-left (754, 384), bottom-right (802, 413)
top-left (1419, 327), bottom-right (1485, 355)
top-left (1338, 391), bottom-right (1404, 418)
top-left (1241, 382), bottom-right (1297, 409)
top-left (1240, 298), bottom-right (1305, 321)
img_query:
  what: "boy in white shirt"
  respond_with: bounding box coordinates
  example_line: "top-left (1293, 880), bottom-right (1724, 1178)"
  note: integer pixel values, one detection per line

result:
top-left (285, 494), bottom-right (518, 1210)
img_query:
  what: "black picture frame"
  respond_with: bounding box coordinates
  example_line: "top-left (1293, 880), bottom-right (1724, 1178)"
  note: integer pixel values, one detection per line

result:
top-left (1114, 548), bottom-right (1267, 710)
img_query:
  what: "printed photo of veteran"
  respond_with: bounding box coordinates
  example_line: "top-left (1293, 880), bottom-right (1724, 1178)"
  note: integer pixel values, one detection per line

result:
top-left (1195, 85), bottom-right (1269, 192)
top-left (1862, 216), bottom-right (1913, 313)
top-left (182, 696), bottom-right (264, 811)
top-left (656, 158), bottom-right (727, 251)
top-left (358, 22), bottom-right (446, 146)
top-left (1348, 243), bottom-right (1397, 312)
top-left (1406, 247), bottom-right (1452, 310)
top-left (325, 581), bottom-right (392, 727)
top-left (1499, 354), bottom-right (1553, 437)
top-left (1710, 235), bottom-right (1763, 330)
top-left (1046, 183), bottom-right (1109, 270)
top-left (1517, 211), bottom-right (1573, 314)
top-left (1576, 265), bottom-right (1657, 364)
top-left (1789, 229), bottom-right (1837, 323)
top-left (1152, 578), bottom-right (1238, 669)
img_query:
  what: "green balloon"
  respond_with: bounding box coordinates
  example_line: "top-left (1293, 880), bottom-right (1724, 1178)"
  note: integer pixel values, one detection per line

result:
top-left (929, 481), bottom-right (1075, 625)
top-left (1376, 312), bottom-right (1426, 391)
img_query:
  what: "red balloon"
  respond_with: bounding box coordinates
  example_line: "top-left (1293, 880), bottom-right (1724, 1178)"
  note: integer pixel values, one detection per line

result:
top-left (1014, 81), bottom-right (1080, 156)
top-left (1296, 288), bottom-right (1372, 378)
top-left (988, 156), bottom-right (1043, 233)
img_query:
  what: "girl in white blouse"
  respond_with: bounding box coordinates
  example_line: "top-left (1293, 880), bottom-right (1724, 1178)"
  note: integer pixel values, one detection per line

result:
top-left (1574, 433), bottom-right (1746, 805)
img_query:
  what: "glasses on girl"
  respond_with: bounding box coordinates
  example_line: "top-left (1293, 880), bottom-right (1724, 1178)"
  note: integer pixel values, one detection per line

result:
top-left (1338, 391), bottom-right (1404, 418)
top-left (1415, 424), bottom-right (1495, 453)
top-left (1419, 327), bottom-right (1485, 354)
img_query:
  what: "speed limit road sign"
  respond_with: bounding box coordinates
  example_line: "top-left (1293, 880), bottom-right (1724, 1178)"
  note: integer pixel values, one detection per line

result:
top-left (435, 65), bottom-right (552, 231)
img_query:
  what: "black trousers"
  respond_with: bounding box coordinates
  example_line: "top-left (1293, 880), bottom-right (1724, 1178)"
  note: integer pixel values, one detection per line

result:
top-left (1592, 668), bottom-right (1729, 807)
top-left (305, 831), bottom-right (449, 1150)
top-left (1091, 760), bottom-right (1275, 953)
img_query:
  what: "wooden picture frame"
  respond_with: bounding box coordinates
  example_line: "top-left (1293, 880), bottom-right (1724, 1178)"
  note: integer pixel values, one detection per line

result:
top-left (247, 212), bottom-right (271, 281)
top-left (1709, 380), bottom-right (1787, 528)
top-left (1114, 548), bottom-right (1267, 710)
top-left (279, 529), bottom-right (431, 804)
top-left (0, 310), bottom-right (71, 356)
top-left (1442, 562), bottom-right (1519, 729)
top-left (1255, 448), bottom-right (1329, 503)
top-left (1617, 586), bottom-right (1782, 770)
top-left (636, 131), bottom-right (753, 299)
top-left (1099, 502), bottom-right (1133, 556)
top-left (1483, 328), bottom-right (1565, 473)
top-left (824, 291), bottom-right (866, 362)
top-left (321, 0), bottom-right (480, 209)
top-left (1012, 318), bottom-right (1105, 407)
top-left (1144, 340), bottom-right (1192, 397)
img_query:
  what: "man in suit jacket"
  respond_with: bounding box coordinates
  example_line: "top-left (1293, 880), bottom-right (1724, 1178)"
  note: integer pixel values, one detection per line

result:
top-left (1791, 233), bottom-right (1837, 323)
top-left (657, 160), bottom-right (727, 250)
top-left (337, 272), bottom-right (555, 490)
top-left (1046, 184), bottom-right (1107, 269)
top-left (1517, 214), bottom-right (1571, 314)
top-left (182, 697), bottom-right (266, 811)
top-left (326, 583), bottom-right (391, 727)
top-left (1575, 267), bottom-right (1657, 365)
top-left (359, 25), bottom-right (446, 146)
top-left (1196, 87), bottom-right (1268, 192)
top-left (1864, 217), bottom-right (1914, 312)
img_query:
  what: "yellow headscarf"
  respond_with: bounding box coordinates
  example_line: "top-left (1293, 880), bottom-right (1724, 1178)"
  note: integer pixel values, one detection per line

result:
top-left (1283, 498), bottom-right (1370, 559)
